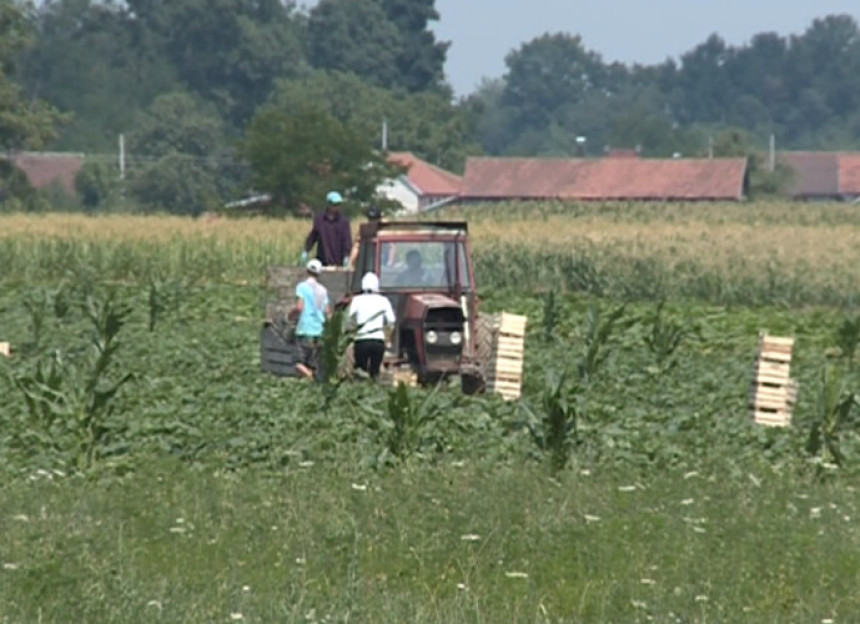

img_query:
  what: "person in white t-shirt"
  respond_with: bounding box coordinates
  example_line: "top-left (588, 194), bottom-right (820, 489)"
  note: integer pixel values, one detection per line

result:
top-left (347, 272), bottom-right (396, 379)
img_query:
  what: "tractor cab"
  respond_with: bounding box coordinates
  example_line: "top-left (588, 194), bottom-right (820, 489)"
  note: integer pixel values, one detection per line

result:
top-left (349, 221), bottom-right (481, 385)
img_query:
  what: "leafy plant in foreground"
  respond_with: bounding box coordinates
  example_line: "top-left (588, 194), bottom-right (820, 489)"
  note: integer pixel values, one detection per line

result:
top-left (542, 289), bottom-right (562, 343)
top-left (834, 314), bottom-right (860, 372)
top-left (644, 300), bottom-right (688, 374)
top-left (806, 363), bottom-right (858, 470)
top-left (385, 382), bottom-right (442, 462)
top-left (12, 291), bottom-right (134, 470)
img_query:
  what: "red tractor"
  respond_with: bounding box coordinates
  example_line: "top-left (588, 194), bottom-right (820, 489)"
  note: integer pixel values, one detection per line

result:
top-left (261, 220), bottom-right (486, 392)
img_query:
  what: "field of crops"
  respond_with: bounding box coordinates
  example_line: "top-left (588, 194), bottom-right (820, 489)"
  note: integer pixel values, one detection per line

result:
top-left (2, 203), bottom-right (860, 621)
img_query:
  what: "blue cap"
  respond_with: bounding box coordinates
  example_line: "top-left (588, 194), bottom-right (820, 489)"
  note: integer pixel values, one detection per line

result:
top-left (326, 191), bottom-right (343, 204)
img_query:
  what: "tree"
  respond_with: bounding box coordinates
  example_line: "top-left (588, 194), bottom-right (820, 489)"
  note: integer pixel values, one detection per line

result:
top-left (379, 0), bottom-right (449, 93)
top-left (124, 0), bottom-right (306, 126)
top-left (266, 70), bottom-right (477, 172)
top-left (502, 33), bottom-right (607, 129)
top-left (126, 92), bottom-right (232, 215)
top-left (0, 0), bottom-right (68, 152)
top-left (242, 105), bottom-right (395, 214)
top-left (306, 0), bottom-right (449, 94)
top-left (18, 0), bottom-right (178, 151)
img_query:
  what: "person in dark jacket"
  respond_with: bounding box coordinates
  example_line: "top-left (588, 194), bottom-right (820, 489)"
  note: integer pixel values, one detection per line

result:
top-left (302, 191), bottom-right (352, 267)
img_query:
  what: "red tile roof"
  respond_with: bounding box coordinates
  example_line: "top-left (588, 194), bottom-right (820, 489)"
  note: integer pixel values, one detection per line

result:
top-left (12, 152), bottom-right (84, 194)
top-left (460, 157), bottom-right (747, 201)
top-left (387, 151), bottom-right (463, 197)
top-left (838, 153), bottom-right (860, 195)
top-left (781, 152), bottom-right (840, 198)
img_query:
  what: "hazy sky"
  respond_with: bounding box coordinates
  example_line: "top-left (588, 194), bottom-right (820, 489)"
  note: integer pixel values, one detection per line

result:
top-left (430, 0), bottom-right (860, 97)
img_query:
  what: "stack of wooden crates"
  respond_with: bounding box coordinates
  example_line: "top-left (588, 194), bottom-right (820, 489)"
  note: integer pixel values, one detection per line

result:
top-left (479, 312), bottom-right (527, 401)
top-left (750, 333), bottom-right (798, 427)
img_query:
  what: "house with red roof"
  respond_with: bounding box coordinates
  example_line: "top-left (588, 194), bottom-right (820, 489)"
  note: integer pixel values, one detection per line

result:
top-left (780, 152), bottom-right (860, 201)
top-left (379, 151), bottom-right (463, 213)
top-left (459, 156), bottom-right (748, 202)
top-left (5, 151), bottom-right (85, 195)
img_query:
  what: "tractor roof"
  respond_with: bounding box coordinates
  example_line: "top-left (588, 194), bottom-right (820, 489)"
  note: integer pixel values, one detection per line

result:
top-left (359, 220), bottom-right (468, 238)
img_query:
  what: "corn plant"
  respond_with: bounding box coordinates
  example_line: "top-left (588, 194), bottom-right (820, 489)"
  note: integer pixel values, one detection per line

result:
top-left (644, 300), bottom-right (687, 373)
top-left (521, 368), bottom-right (580, 473)
top-left (542, 289), bottom-right (561, 343)
top-left (806, 363), bottom-right (858, 470)
top-left (12, 290), bottom-right (134, 471)
top-left (835, 314), bottom-right (860, 372)
top-left (384, 382), bottom-right (441, 462)
top-left (578, 304), bottom-right (627, 383)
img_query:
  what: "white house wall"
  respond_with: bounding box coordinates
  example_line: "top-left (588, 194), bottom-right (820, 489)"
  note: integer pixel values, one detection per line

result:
top-left (378, 178), bottom-right (420, 214)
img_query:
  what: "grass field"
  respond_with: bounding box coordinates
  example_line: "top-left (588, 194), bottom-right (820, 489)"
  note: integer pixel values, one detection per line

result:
top-left (2, 202), bottom-right (860, 621)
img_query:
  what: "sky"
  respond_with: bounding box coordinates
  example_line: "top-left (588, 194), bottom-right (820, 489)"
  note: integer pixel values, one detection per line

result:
top-left (430, 0), bottom-right (860, 97)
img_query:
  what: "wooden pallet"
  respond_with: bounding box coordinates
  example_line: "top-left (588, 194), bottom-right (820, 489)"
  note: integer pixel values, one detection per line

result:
top-left (749, 333), bottom-right (797, 427)
top-left (479, 312), bottom-right (527, 401)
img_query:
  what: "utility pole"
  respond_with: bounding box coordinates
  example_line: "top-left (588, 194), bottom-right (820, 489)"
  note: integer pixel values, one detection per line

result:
top-left (381, 117), bottom-right (388, 151)
top-left (119, 133), bottom-right (126, 180)
top-left (769, 133), bottom-right (776, 172)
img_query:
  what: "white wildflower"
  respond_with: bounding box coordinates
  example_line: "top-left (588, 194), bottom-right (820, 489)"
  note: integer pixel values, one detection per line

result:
top-left (295, 557), bottom-right (306, 565)
top-left (631, 600), bottom-right (647, 609)
top-left (618, 485), bottom-right (637, 492)
top-left (695, 595), bottom-right (708, 602)
top-left (580, 469), bottom-right (591, 476)
top-left (640, 578), bottom-right (656, 585)
top-left (505, 571), bottom-right (528, 579)
top-left (683, 471), bottom-right (699, 479)
top-left (3, 563), bottom-right (19, 571)
top-left (460, 534), bottom-right (481, 542)
top-left (169, 527), bottom-right (186, 534)
top-left (810, 507), bottom-right (822, 518)
top-left (230, 613), bottom-right (244, 621)
top-left (242, 585), bottom-right (251, 592)
top-left (680, 498), bottom-right (694, 505)
top-left (298, 461), bottom-right (314, 468)
top-left (457, 582), bottom-right (468, 591)
top-left (584, 514), bottom-right (600, 523)
top-left (350, 483), bottom-right (367, 492)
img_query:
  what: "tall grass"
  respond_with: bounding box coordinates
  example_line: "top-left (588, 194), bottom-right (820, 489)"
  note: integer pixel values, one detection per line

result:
top-left (4, 202), bottom-right (860, 306)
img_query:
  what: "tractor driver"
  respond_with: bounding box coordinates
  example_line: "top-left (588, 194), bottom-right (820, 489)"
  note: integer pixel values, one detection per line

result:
top-left (395, 249), bottom-right (428, 287)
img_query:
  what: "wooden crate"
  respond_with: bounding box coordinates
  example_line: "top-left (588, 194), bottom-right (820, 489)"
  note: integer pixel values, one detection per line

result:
top-left (0, 341), bottom-right (10, 357)
top-left (749, 333), bottom-right (797, 427)
top-left (478, 312), bottom-right (527, 401)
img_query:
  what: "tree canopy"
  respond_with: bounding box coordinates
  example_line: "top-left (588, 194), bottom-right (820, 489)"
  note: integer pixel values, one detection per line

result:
top-left (6, 1), bottom-right (860, 212)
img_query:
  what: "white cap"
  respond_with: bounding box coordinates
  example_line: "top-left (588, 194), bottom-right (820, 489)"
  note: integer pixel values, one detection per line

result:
top-left (361, 272), bottom-right (380, 293)
top-left (307, 259), bottom-right (323, 274)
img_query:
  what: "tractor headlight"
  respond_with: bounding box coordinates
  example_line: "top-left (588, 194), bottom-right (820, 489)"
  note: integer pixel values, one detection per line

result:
top-left (426, 330), bottom-right (438, 344)
top-left (449, 331), bottom-right (462, 345)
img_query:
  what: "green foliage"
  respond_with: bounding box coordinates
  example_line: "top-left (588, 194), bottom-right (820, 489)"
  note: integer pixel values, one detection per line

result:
top-left (0, 0), bottom-right (69, 151)
top-left (644, 300), bottom-right (688, 373)
top-left (835, 313), bottom-right (860, 371)
top-left (243, 105), bottom-right (391, 213)
top-left (807, 363), bottom-right (858, 470)
top-left (75, 160), bottom-right (122, 211)
top-left (541, 289), bottom-right (561, 343)
top-left (306, 0), bottom-right (448, 94)
top-left (126, 92), bottom-right (232, 215)
top-left (10, 289), bottom-right (134, 471)
top-left (578, 303), bottom-right (627, 383)
top-left (266, 70), bottom-right (476, 173)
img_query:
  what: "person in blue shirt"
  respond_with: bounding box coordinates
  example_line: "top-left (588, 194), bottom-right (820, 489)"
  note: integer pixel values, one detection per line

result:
top-left (289, 259), bottom-right (331, 379)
